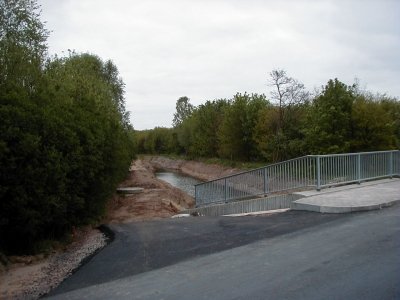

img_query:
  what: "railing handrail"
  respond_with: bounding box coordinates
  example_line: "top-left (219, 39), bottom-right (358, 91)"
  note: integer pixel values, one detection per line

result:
top-left (196, 150), bottom-right (400, 186)
top-left (195, 150), bottom-right (400, 207)
top-left (194, 155), bottom-right (311, 186)
top-left (307, 149), bottom-right (399, 158)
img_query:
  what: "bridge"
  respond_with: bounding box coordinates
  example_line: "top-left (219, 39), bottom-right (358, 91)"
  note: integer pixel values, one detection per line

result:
top-left (190, 150), bottom-right (400, 215)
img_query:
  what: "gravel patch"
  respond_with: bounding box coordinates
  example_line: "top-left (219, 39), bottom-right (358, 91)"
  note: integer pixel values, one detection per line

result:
top-left (0, 229), bottom-right (107, 300)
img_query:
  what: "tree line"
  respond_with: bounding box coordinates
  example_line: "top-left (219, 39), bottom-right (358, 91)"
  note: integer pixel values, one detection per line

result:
top-left (136, 71), bottom-right (400, 162)
top-left (0, 0), bottom-right (135, 254)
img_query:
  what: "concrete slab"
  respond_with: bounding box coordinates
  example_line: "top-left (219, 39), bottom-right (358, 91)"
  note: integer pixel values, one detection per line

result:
top-left (291, 178), bottom-right (400, 214)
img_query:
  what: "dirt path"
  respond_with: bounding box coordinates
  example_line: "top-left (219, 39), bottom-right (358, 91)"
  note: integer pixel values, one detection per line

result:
top-left (1, 157), bottom-right (225, 299)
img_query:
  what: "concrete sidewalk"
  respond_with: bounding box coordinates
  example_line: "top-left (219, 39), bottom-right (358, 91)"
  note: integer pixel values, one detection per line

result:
top-left (292, 178), bottom-right (400, 213)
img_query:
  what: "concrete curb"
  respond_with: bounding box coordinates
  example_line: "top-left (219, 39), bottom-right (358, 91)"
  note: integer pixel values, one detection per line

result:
top-left (291, 199), bottom-right (400, 213)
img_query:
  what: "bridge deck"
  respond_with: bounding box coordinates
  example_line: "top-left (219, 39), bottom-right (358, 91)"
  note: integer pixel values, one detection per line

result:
top-left (291, 178), bottom-right (400, 213)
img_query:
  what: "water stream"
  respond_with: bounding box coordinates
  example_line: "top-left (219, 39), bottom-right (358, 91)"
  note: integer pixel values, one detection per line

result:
top-left (155, 171), bottom-right (202, 197)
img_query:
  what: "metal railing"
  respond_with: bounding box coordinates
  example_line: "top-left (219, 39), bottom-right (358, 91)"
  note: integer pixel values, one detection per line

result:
top-left (195, 150), bottom-right (400, 207)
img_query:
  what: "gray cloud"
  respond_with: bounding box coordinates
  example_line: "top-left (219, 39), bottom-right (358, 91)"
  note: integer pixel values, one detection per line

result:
top-left (39, 0), bottom-right (400, 129)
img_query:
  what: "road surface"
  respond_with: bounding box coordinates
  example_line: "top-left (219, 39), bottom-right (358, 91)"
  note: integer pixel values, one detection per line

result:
top-left (47, 205), bottom-right (400, 299)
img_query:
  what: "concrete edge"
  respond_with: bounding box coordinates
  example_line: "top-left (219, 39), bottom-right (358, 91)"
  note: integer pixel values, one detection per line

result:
top-left (222, 208), bottom-right (290, 217)
top-left (292, 198), bottom-right (400, 214)
top-left (290, 202), bottom-right (322, 213)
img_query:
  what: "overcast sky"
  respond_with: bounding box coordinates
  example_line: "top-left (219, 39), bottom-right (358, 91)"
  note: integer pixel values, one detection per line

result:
top-left (39, 0), bottom-right (400, 130)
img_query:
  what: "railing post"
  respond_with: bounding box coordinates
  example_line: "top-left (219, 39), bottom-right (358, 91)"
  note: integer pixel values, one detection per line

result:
top-left (357, 154), bottom-right (361, 184)
top-left (316, 155), bottom-right (321, 191)
top-left (195, 185), bottom-right (197, 206)
top-left (263, 168), bottom-right (268, 195)
top-left (389, 151), bottom-right (393, 178)
top-left (224, 178), bottom-right (227, 202)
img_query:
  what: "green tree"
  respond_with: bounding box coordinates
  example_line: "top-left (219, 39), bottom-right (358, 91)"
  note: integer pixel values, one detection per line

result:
top-left (351, 94), bottom-right (397, 151)
top-left (172, 96), bottom-right (194, 128)
top-left (0, 0), bottom-right (134, 253)
top-left (0, 0), bottom-right (49, 97)
top-left (304, 79), bottom-right (355, 154)
top-left (255, 106), bottom-right (280, 162)
top-left (255, 105), bottom-right (308, 162)
top-left (147, 127), bottom-right (174, 154)
top-left (218, 93), bottom-right (269, 161)
top-left (0, 0), bottom-right (51, 252)
top-left (176, 114), bottom-right (195, 155)
top-left (172, 96), bottom-right (195, 154)
top-left (102, 59), bottom-right (131, 129)
top-left (42, 53), bottom-right (135, 222)
top-left (380, 96), bottom-right (400, 148)
top-left (188, 99), bottom-right (228, 157)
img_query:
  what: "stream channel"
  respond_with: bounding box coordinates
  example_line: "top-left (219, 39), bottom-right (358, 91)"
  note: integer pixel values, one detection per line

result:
top-left (155, 171), bottom-right (203, 197)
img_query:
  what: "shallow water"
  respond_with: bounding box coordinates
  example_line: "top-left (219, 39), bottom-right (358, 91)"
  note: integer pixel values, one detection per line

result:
top-left (155, 171), bottom-right (202, 197)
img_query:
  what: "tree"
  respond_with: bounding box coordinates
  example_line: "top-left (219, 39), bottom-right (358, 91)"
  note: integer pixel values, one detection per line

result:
top-left (102, 59), bottom-right (131, 129)
top-left (268, 69), bottom-right (309, 128)
top-left (141, 127), bottom-right (174, 154)
top-left (303, 79), bottom-right (355, 154)
top-left (172, 96), bottom-right (194, 128)
top-left (0, 0), bottom-right (52, 252)
top-left (188, 99), bottom-right (228, 157)
top-left (218, 93), bottom-right (269, 161)
top-left (351, 94), bottom-right (397, 151)
top-left (380, 96), bottom-right (400, 148)
top-left (42, 53), bottom-right (135, 220)
top-left (254, 70), bottom-right (310, 162)
top-left (0, 1), bottom-right (135, 253)
top-left (0, 0), bottom-right (49, 97)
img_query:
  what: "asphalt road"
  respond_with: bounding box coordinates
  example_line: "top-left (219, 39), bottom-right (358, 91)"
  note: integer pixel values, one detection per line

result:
top-left (47, 205), bottom-right (400, 299)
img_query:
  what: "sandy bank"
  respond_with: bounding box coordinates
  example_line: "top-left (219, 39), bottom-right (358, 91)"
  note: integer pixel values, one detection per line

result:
top-left (105, 159), bottom-right (195, 223)
top-left (143, 156), bottom-right (242, 181)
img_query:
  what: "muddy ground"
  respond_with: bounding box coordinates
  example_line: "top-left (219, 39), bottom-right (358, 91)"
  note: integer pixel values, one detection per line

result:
top-left (0, 156), bottom-right (240, 299)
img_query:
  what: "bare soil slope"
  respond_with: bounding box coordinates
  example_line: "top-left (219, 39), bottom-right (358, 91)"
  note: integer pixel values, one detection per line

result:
top-left (143, 156), bottom-right (242, 181)
top-left (105, 159), bottom-right (195, 223)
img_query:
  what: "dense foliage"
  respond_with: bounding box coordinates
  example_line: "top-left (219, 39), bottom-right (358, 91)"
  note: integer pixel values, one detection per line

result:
top-left (0, 0), bottom-right (135, 253)
top-left (138, 76), bottom-right (399, 162)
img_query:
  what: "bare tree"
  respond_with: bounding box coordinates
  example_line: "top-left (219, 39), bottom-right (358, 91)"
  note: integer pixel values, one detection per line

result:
top-left (268, 69), bottom-right (309, 127)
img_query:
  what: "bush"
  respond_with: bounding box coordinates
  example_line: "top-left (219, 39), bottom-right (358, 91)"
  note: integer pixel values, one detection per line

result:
top-left (0, 53), bottom-right (135, 253)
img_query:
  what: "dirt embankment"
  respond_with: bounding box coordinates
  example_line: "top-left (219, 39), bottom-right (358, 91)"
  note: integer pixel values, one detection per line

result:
top-left (105, 156), bottom-right (241, 223)
top-left (104, 158), bottom-right (195, 223)
top-left (105, 156), bottom-right (242, 223)
top-left (143, 156), bottom-right (242, 181)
